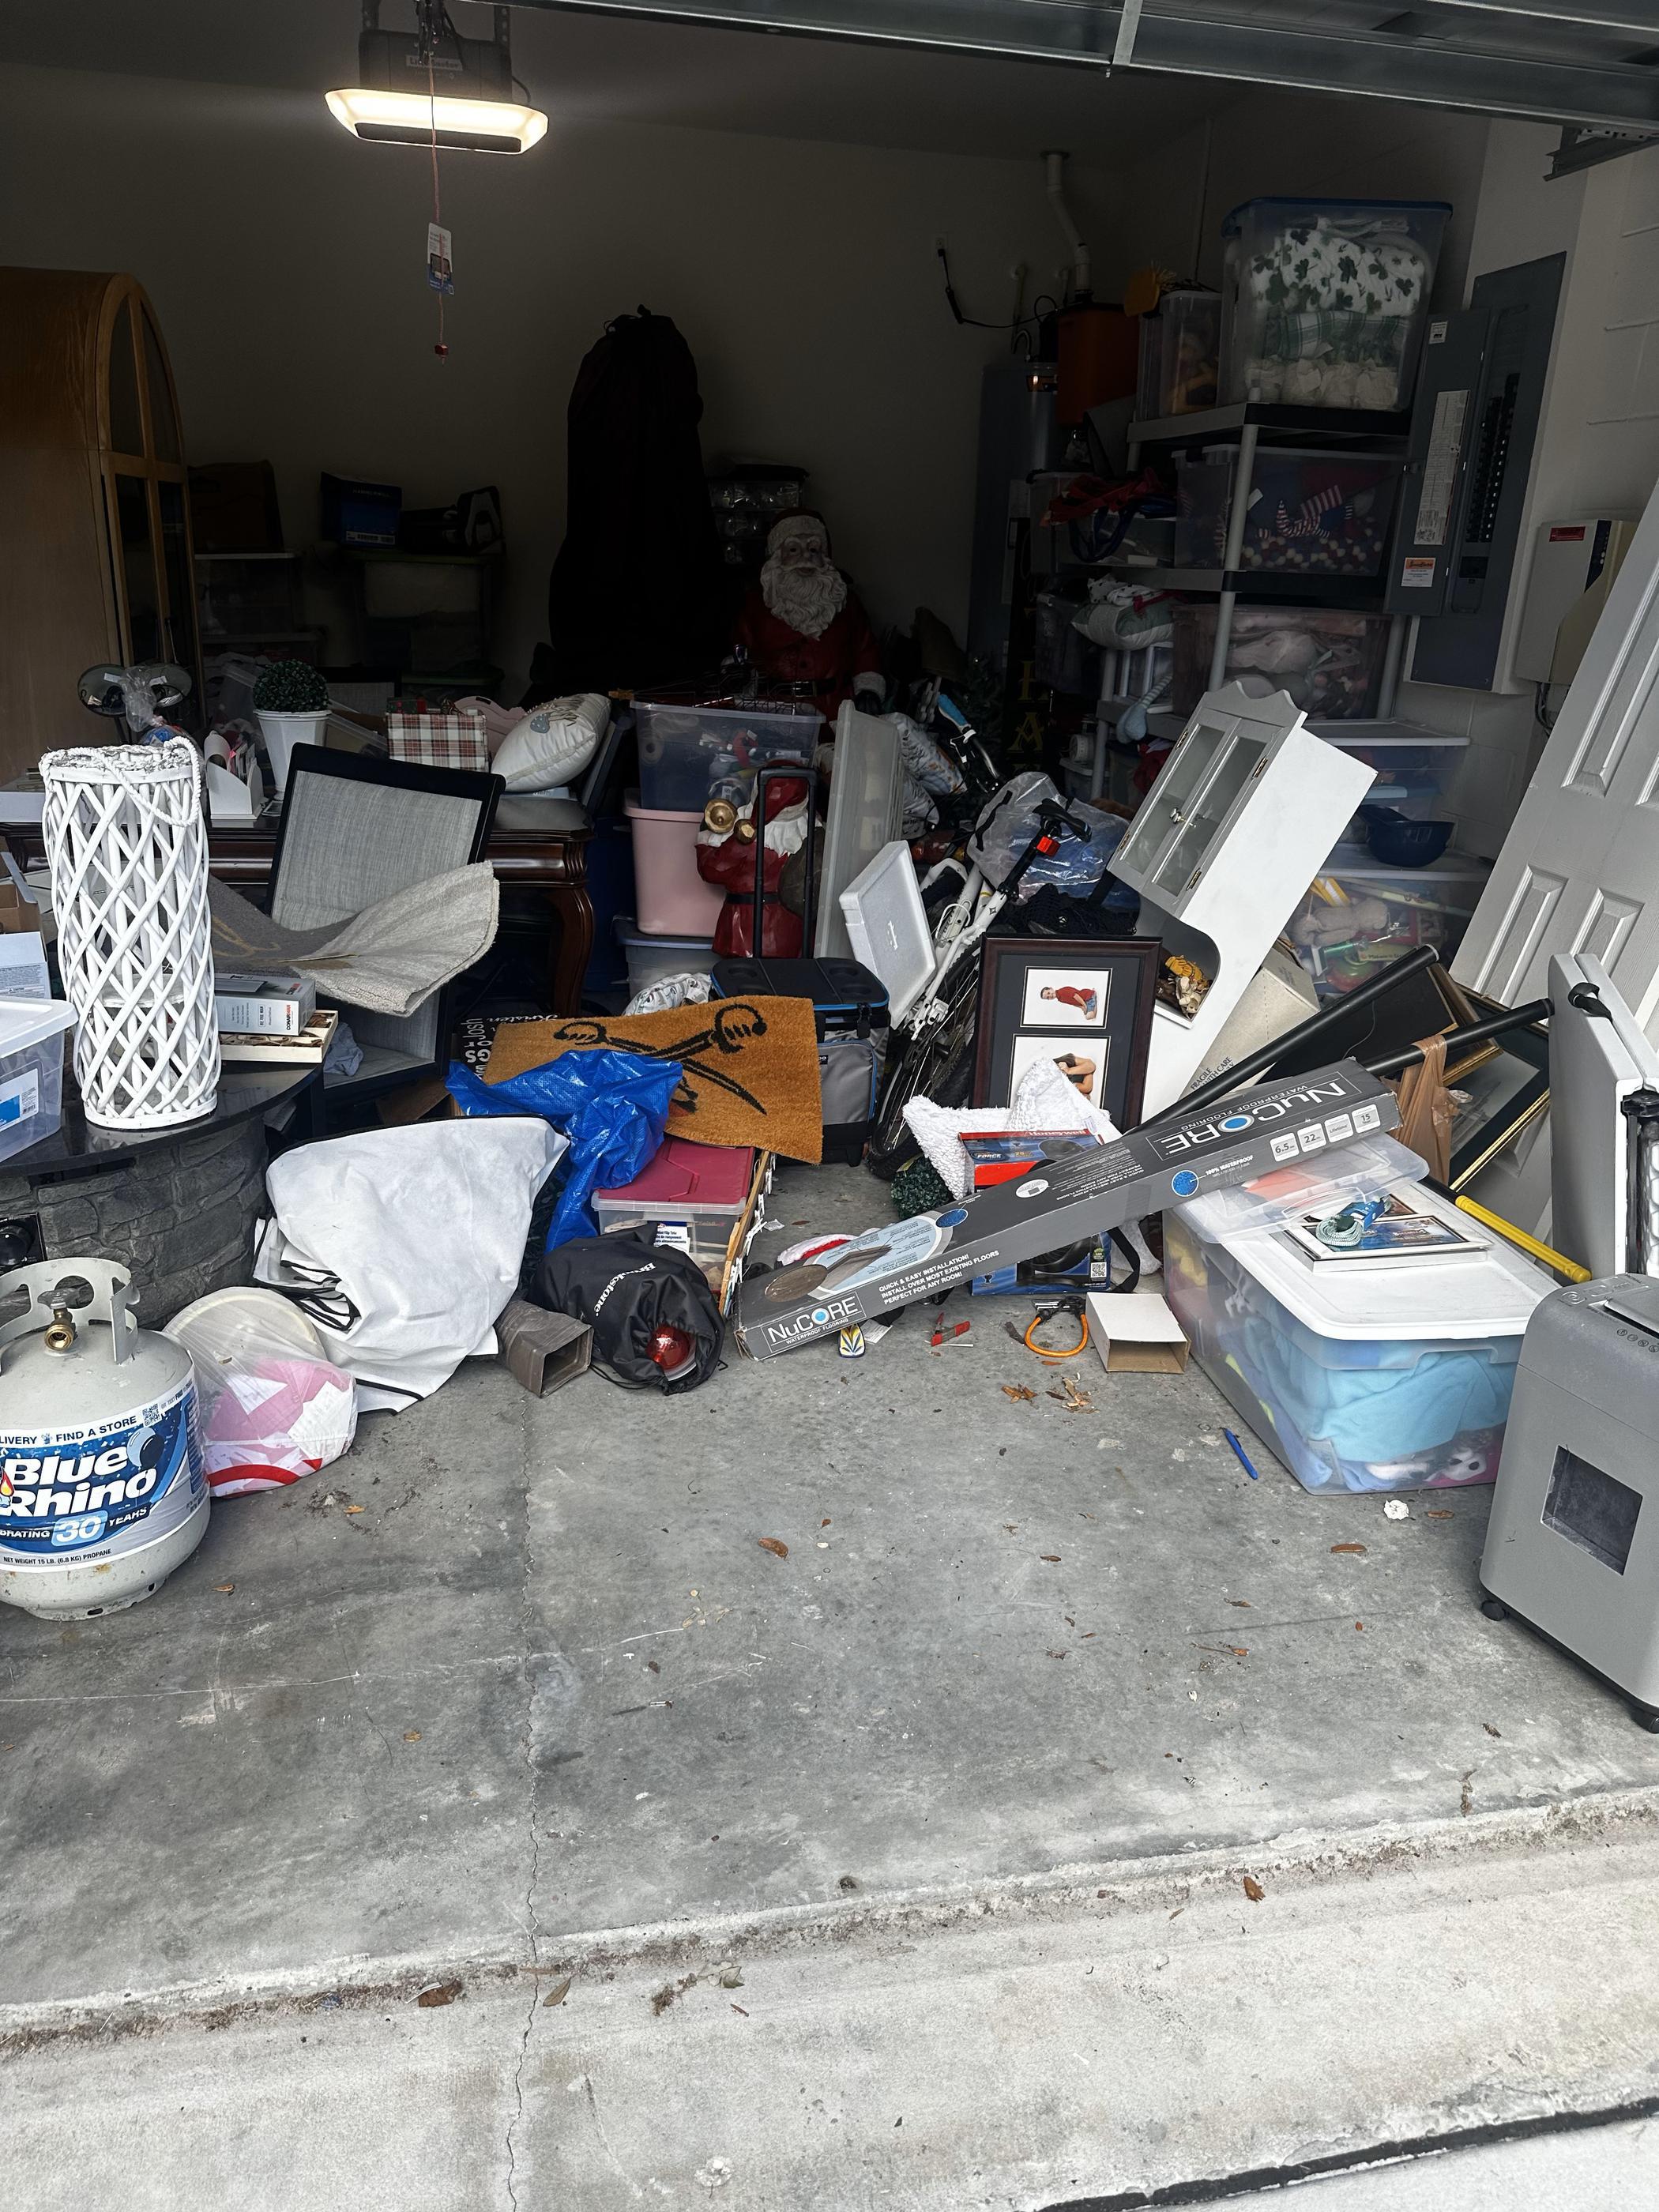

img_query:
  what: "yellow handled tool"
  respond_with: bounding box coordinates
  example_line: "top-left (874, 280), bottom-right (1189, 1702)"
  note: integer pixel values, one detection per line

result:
top-left (1454, 1195), bottom-right (1591, 1285)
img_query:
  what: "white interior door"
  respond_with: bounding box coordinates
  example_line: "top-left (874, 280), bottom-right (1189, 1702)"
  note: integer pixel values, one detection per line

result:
top-left (1454, 476), bottom-right (1659, 1029)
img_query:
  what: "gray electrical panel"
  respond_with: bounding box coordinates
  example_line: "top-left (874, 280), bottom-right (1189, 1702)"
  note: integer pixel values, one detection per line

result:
top-left (1391, 253), bottom-right (1565, 690)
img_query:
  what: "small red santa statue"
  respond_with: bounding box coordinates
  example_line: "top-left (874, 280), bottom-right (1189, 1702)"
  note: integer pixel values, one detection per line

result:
top-left (695, 769), bottom-right (813, 957)
top-left (731, 510), bottom-right (884, 718)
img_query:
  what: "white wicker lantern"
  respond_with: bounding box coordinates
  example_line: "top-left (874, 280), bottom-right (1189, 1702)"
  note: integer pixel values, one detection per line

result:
top-left (40, 738), bottom-right (220, 1130)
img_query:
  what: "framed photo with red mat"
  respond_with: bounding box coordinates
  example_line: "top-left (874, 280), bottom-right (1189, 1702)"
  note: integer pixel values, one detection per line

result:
top-left (972, 938), bottom-right (1160, 1126)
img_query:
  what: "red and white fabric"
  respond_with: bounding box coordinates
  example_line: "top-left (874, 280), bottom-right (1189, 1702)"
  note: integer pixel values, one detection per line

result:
top-left (386, 709), bottom-right (491, 772)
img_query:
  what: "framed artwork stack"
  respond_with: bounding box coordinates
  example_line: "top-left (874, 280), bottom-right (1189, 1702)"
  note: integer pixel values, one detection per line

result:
top-left (971, 938), bottom-right (1161, 1128)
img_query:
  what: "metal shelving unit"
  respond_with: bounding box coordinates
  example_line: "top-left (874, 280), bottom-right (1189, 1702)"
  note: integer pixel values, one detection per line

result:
top-left (1124, 398), bottom-right (1415, 705)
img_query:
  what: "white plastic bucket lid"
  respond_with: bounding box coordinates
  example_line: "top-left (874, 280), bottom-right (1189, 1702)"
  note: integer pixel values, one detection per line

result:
top-left (164, 1284), bottom-right (329, 1369)
top-left (0, 994), bottom-right (75, 1055)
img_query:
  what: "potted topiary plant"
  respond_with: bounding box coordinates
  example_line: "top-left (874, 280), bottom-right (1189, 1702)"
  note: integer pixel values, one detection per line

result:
top-left (251, 659), bottom-right (329, 793)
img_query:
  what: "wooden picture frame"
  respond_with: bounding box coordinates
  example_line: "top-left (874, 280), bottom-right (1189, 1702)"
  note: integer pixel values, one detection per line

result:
top-left (1446, 990), bottom-right (1551, 1191)
top-left (971, 938), bottom-right (1160, 1127)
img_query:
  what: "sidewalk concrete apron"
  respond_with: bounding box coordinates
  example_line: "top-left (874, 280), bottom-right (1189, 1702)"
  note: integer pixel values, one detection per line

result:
top-left (4, 1164), bottom-right (1659, 2204)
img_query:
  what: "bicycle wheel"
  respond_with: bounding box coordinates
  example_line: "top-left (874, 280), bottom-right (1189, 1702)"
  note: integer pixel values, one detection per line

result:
top-left (867, 961), bottom-right (980, 1179)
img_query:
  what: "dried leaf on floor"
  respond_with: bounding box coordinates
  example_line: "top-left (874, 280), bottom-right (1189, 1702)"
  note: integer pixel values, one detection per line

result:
top-left (1047, 1650), bottom-right (1067, 1659)
top-left (542, 1977), bottom-right (573, 2008)
top-left (731, 2003), bottom-right (749, 2016)
top-left (1040, 1554), bottom-right (1061, 1563)
top-left (1002, 1383), bottom-right (1036, 1402)
top-left (1483, 1722), bottom-right (1502, 1739)
top-left (719, 1967), bottom-right (744, 1989)
top-left (416, 1981), bottom-right (462, 2008)
top-left (214, 1583), bottom-right (235, 1594)
top-left (1426, 1508), bottom-right (1454, 1519)
top-left (1330, 1543), bottom-right (1367, 1555)
top-left (646, 1660), bottom-right (660, 1674)
top-left (1228, 1599), bottom-right (1251, 1608)
top-left (651, 1974), bottom-right (698, 2016)
top-left (344, 1504), bottom-right (366, 1515)
top-left (402, 1730), bottom-right (422, 1743)
top-left (1242, 1877), bottom-right (1266, 1904)
top-left (758, 1537), bottom-right (789, 1559)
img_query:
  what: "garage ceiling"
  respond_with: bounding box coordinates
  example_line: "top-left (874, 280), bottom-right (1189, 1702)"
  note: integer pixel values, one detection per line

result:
top-left (0, 0), bottom-right (1247, 164)
top-left (512, 0), bottom-right (1659, 131)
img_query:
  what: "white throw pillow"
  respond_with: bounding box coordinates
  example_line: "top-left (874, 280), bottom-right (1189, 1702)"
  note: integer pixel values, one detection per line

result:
top-left (492, 691), bottom-right (609, 793)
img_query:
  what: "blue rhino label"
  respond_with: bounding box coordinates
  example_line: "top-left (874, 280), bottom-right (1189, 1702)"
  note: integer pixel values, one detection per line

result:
top-left (0, 1376), bottom-right (205, 1559)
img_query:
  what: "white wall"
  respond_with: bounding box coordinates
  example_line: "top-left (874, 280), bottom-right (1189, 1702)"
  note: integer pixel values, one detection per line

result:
top-left (1088, 91), bottom-right (1490, 314)
top-left (0, 62), bottom-right (1083, 691)
top-left (1397, 125), bottom-right (1659, 860)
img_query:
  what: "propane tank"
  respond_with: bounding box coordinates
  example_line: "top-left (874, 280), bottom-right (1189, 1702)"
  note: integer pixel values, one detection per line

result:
top-left (0, 1258), bottom-right (209, 1619)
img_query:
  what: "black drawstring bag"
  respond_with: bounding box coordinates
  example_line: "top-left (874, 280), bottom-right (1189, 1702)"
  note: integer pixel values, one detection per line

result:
top-left (538, 1236), bottom-right (723, 1393)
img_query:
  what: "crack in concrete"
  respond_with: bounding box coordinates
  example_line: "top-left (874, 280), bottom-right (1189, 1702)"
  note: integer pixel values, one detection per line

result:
top-left (505, 1386), bottom-right (540, 2212)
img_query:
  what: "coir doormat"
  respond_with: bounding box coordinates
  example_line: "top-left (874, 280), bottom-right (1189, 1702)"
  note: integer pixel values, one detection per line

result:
top-left (473, 998), bottom-right (823, 1162)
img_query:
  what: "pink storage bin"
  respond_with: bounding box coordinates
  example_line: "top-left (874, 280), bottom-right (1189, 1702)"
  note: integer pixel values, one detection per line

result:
top-left (625, 789), bottom-right (728, 937)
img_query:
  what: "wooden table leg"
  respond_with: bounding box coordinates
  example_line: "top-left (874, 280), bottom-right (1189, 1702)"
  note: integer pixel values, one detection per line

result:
top-left (548, 882), bottom-right (594, 1014)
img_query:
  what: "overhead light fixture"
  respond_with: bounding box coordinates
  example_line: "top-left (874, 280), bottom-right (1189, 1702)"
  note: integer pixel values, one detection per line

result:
top-left (328, 0), bottom-right (547, 155)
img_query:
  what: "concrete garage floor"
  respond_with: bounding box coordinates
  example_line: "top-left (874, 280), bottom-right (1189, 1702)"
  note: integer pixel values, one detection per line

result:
top-left (6, 1162), bottom-right (1659, 2206)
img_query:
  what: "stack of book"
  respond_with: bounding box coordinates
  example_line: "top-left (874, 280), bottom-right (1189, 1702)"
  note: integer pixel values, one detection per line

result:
top-left (213, 972), bottom-right (337, 1066)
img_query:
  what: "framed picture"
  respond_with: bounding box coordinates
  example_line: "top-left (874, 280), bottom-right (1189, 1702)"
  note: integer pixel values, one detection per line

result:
top-left (1446, 991), bottom-right (1550, 1191)
top-left (972, 939), bottom-right (1160, 1125)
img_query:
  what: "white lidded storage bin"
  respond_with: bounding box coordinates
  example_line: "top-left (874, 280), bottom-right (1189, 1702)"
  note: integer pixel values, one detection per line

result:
top-left (615, 917), bottom-right (715, 999)
top-left (0, 995), bottom-right (76, 1167)
top-left (633, 701), bottom-right (821, 814)
top-left (1164, 1184), bottom-right (1552, 1494)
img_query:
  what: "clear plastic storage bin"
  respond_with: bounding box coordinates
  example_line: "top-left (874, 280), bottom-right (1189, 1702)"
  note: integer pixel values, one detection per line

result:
top-left (1162, 1194), bottom-right (1548, 1494)
top-left (1220, 198), bottom-right (1450, 412)
top-left (1175, 447), bottom-right (1402, 576)
top-left (615, 916), bottom-right (716, 999)
top-left (1319, 728), bottom-right (1467, 837)
top-left (0, 995), bottom-right (75, 1168)
top-left (1288, 844), bottom-right (1491, 998)
top-left (633, 701), bottom-right (822, 814)
top-left (1135, 289), bottom-right (1221, 420)
top-left (594, 1136), bottom-right (754, 1285)
top-left (1170, 605), bottom-right (1389, 718)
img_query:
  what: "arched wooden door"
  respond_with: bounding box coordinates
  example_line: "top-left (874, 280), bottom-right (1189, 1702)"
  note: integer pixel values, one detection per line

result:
top-left (95, 273), bottom-right (200, 689)
top-left (0, 268), bottom-right (200, 782)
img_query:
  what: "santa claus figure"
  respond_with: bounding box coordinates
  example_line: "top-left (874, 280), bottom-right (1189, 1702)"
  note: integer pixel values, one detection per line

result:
top-left (732, 511), bottom-right (884, 718)
top-left (696, 768), bottom-right (812, 958)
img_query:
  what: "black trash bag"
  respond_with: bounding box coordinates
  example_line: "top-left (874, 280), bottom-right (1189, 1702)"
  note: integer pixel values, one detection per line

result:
top-left (538, 1236), bottom-right (723, 1394)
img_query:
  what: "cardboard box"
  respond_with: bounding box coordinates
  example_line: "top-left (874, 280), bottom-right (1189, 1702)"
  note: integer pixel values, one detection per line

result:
top-left (735, 1058), bottom-right (1399, 1359)
top-left (1088, 1289), bottom-right (1190, 1375)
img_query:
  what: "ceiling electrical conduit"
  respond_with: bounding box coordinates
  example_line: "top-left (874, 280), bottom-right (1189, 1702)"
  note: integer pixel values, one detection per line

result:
top-left (1044, 149), bottom-right (1090, 302)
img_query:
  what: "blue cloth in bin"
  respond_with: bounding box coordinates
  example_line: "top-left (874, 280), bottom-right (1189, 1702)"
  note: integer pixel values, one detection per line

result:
top-left (1233, 1313), bottom-right (1513, 1466)
top-left (446, 1048), bottom-right (680, 1251)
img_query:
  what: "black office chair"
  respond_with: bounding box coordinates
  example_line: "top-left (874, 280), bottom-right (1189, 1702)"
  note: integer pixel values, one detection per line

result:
top-left (267, 745), bottom-right (502, 1116)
